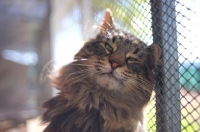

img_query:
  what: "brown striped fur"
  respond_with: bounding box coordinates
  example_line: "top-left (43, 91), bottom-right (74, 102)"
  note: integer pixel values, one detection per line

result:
top-left (42, 9), bottom-right (161, 132)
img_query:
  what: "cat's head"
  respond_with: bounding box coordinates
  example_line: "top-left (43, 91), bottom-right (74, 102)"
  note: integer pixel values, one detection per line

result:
top-left (74, 9), bottom-right (161, 92)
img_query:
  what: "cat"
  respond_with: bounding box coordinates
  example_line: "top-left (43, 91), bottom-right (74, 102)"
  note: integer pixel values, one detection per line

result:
top-left (42, 9), bottom-right (161, 132)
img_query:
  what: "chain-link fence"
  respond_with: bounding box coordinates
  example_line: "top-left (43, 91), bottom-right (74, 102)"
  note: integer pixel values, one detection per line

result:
top-left (91, 0), bottom-right (200, 131)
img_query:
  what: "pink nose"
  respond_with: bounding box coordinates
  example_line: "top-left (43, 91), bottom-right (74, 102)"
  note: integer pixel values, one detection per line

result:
top-left (110, 61), bottom-right (119, 69)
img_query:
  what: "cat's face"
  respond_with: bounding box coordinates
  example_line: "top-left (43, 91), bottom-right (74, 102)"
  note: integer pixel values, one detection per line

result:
top-left (75, 30), bottom-right (160, 91)
top-left (74, 10), bottom-right (161, 92)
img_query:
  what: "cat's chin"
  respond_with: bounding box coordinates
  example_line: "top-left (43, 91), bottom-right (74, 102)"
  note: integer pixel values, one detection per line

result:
top-left (95, 73), bottom-right (121, 90)
top-left (101, 72), bottom-right (118, 80)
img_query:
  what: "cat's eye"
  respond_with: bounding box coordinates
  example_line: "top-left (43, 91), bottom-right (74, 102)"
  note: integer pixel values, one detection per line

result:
top-left (105, 43), bottom-right (113, 52)
top-left (127, 57), bottom-right (139, 63)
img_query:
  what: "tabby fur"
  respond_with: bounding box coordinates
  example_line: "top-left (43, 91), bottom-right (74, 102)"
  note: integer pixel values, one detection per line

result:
top-left (42, 9), bottom-right (161, 132)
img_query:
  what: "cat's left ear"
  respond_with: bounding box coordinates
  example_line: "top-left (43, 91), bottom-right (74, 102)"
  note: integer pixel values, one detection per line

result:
top-left (147, 44), bottom-right (162, 70)
top-left (100, 9), bottom-right (114, 33)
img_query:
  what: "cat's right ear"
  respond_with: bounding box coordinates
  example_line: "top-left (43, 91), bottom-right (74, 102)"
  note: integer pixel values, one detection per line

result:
top-left (100, 9), bottom-right (114, 33)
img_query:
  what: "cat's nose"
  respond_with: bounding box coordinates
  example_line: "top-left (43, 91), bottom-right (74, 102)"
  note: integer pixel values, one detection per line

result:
top-left (109, 60), bottom-right (119, 69)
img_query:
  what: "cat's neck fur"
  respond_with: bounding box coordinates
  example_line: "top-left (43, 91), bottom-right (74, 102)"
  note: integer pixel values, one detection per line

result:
top-left (47, 60), bottom-right (152, 131)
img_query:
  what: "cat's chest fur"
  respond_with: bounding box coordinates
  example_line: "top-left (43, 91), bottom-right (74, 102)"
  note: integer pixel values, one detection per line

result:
top-left (43, 81), bottom-right (144, 132)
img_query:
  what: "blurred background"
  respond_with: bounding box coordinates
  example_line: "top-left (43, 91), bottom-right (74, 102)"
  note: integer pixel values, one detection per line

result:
top-left (0, 0), bottom-right (199, 132)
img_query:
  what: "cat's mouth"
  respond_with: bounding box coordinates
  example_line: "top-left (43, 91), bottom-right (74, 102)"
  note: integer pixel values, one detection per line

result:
top-left (101, 72), bottom-right (118, 80)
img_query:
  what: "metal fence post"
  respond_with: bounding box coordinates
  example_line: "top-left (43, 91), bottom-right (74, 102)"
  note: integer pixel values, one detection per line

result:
top-left (150, 0), bottom-right (181, 132)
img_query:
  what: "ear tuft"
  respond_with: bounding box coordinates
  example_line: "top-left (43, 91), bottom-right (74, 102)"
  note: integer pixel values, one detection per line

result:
top-left (100, 9), bottom-right (114, 33)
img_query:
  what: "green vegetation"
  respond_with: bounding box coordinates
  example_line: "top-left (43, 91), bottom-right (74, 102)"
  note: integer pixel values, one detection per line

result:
top-left (146, 98), bottom-right (156, 132)
top-left (181, 106), bottom-right (200, 132)
top-left (146, 96), bottom-right (200, 132)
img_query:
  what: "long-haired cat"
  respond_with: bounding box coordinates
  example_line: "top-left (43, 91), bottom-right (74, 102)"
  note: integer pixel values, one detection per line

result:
top-left (42, 9), bottom-right (161, 132)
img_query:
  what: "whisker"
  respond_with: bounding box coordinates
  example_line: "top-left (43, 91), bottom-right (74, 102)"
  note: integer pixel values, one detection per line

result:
top-left (134, 79), bottom-right (153, 91)
top-left (126, 79), bottom-right (153, 94)
top-left (126, 85), bottom-right (148, 100)
top-left (61, 71), bottom-right (92, 88)
top-left (66, 70), bottom-right (98, 87)
top-left (137, 78), bottom-right (154, 88)
top-left (123, 81), bottom-right (144, 99)
top-left (39, 60), bottom-right (55, 84)
top-left (67, 63), bottom-right (94, 67)
top-left (62, 68), bottom-right (96, 84)
top-left (131, 76), bottom-right (154, 87)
